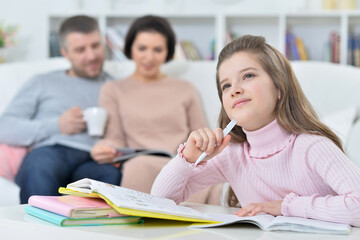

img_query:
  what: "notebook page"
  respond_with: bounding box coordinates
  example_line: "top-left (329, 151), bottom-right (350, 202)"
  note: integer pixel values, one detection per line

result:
top-left (268, 216), bottom-right (350, 234)
top-left (190, 214), bottom-right (274, 229)
top-left (92, 180), bottom-right (211, 220)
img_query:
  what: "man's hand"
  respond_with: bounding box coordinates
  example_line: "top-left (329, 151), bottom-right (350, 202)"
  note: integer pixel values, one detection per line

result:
top-left (59, 106), bottom-right (86, 135)
top-left (235, 200), bottom-right (283, 217)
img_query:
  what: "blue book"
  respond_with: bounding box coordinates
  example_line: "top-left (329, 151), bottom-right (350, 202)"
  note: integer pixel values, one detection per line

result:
top-left (25, 206), bottom-right (142, 227)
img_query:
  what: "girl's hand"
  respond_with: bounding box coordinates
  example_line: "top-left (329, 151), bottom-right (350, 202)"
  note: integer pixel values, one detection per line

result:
top-left (90, 144), bottom-right (117, 164)
top-left (182, 128), bottom-right (231, 163)
top-left (235, 200), bottom-right (283, 217)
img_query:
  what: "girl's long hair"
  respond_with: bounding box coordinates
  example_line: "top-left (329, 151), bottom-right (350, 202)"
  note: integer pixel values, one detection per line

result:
top-left (216, 35), bottom-right (344, 207)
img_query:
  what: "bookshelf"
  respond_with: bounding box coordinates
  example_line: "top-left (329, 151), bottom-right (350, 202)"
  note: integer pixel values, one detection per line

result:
top-left (47, 11), bottom-right (360, 66)
top-left (105, 14), bottom-right (216, 60)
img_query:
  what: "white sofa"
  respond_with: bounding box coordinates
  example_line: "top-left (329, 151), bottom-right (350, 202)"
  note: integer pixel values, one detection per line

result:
top-left (1, 58), bottom-right (360, 206)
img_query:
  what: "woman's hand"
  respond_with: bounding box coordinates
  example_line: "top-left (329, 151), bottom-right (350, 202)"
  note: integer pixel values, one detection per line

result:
top-left (90, 144), bottom-right (118, 164)
top-left (235, 200), bottom-right (283, 217)
top-left (182, 128), bottom-right (231, 163)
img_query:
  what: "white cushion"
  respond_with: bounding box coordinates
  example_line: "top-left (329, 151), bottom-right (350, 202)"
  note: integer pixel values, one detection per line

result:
top-left (346, 120), bottom-right (360, 167)
top-left (0, 177), bottom-right (20, 206)
top-left (321, 107), bottom-right (358, 147)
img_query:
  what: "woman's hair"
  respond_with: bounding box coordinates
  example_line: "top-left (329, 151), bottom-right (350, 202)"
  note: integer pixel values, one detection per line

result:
top-left (216, 35), bottom-right (344, 207)
top-left (124, 15), bottom-right (176, 62)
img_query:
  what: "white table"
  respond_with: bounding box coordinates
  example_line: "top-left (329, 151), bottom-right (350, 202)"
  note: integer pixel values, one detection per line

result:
top-left (0, 203), bottom-right (358, 240)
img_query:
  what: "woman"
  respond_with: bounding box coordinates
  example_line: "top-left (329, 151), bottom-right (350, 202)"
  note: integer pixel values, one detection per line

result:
top-left (91, 15), bottom-right (221, 202)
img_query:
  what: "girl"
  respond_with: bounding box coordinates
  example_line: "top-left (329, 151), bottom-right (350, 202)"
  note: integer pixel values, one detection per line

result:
top-left (151, 35), bottom-right (360, 226)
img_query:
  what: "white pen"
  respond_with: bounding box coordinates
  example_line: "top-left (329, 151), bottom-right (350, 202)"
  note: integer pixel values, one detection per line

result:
top-left (194, 119), bottom-right (237, 166)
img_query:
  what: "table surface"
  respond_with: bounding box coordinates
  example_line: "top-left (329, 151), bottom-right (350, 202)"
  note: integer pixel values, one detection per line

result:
top-left (0, 203), bottom-right (358, 240)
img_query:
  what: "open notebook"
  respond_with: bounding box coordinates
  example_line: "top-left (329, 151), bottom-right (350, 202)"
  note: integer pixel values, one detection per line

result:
top-left (190, 213), bottom-right (351, 234)
top-left (59, 178), bottom-right (351, 234)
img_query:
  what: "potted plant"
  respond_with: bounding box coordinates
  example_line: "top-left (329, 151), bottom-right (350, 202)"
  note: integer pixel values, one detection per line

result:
top-left (0, 22), bottom-right (18, 63)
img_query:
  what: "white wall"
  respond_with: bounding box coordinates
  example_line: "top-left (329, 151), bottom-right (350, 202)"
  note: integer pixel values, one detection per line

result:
top-left (0, 0), bottom-right (356, 62)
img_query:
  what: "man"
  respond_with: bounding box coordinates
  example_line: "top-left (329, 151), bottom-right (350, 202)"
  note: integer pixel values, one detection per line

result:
top-left (0, 15), bottom-right (121, 203)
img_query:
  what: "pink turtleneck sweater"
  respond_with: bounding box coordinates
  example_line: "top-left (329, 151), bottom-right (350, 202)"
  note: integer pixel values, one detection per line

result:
top-left (151, 120), bottom-right (360, 227)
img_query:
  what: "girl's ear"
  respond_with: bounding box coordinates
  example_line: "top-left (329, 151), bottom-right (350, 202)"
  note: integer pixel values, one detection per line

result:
top-left (277, 90), bottom-right (281, 100)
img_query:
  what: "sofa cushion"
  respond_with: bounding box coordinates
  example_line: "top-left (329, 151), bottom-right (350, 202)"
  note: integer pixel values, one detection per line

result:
top-left (322, 107), bottom-right (357, 147)
top-left (0, 144), bottom-right (27, 181)
top-left (346, 120), bottom-right (360, 167)
top-left (0, 177), bottom-right (20, 205)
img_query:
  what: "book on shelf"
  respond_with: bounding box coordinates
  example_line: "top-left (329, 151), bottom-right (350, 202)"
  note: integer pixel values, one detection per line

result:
top-left (28, 195), bottom-right (123, 218)
top-left (330, 31), bottom-right (340, 64)
top-left (174, 41), bottom-right (187, 61)
top-left (225, 31), bottom-right (237, 44)
top-left (177, 40), bottom-right (201, 60)
top-left (114, 147), bottom-right (174, 163)
top-left (348, 32), bottom-right (354, 65)
top-left (349, 32), bottom-right (360, 67)
top-left (58, 178), bottom-right (351, 234)
top-left (285, 32), bottom-right (300, 61)
top-left (207, 37), bottom-right (216, 60)
top-left (49, 31), bottom-right (61, 58)
top-left (106, 26), bottom-right (126, 61)
top-left (25, 206), bottom-right (142, 227)
top-left (295, 37), bottom-right (308, 61)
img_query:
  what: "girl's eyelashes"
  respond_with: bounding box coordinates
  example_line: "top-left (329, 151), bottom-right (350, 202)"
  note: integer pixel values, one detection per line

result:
top-left (243, 73), bottom-right (255, 80)
top-left (222, 83), bottom-right (231, 91)
top-left (221, 72), bottom-right (255, 91)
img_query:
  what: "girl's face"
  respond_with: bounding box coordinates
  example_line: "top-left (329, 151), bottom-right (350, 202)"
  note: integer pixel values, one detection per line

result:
top-left (131, 31), bottom-right (168, 81)
top-left (219, 52), bottom-right (279, 131)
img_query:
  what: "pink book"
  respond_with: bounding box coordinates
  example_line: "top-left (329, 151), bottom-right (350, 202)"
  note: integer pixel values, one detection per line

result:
top-left (28, 195), bottom-right (124, 218)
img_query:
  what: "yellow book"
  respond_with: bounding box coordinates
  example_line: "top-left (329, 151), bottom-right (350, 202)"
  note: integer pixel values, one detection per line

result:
top-left (59, 178), bottom-right (219, 223)
top-left (295, 37), bottom-right (308, 61)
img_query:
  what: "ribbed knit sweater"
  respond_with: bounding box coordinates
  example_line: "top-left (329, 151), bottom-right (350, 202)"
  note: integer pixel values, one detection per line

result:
top-left (151, 119), bottom-right (360, 226)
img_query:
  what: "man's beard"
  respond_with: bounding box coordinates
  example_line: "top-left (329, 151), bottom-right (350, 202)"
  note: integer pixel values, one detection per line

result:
top-left (72, 60), bottom-right (103, 79)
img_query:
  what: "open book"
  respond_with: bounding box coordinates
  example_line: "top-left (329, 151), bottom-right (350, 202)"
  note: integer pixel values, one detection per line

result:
top-left (190, 213), bottom-right (351, 235)
top-left (58, 178), bottom-right (351, 234)
top-left (59, 178), bottom-right (215, 223)
top-left (114, 147), bottom-right (174, 163)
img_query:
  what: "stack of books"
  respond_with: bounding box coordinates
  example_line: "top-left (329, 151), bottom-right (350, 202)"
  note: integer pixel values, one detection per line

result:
top-left (25, 195), bottom-right (142, 227)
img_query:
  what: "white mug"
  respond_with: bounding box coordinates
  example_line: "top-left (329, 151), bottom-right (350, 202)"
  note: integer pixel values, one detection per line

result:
top-left (83, 107), bottom-right (107, 137)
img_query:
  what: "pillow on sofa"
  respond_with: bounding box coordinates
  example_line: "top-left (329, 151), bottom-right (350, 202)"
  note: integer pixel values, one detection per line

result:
top-left (346, 120), bottom-right (360, 167)
top-left (0, 144), bottom-right (27, 182)
top-left (0, 176), bottom-right (20, 206)
top-left (321, 107), bottom-right (357, 147)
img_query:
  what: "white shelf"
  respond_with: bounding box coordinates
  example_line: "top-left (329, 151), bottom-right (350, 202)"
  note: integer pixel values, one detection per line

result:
top-left (47, 11), bottom-right (360, 66)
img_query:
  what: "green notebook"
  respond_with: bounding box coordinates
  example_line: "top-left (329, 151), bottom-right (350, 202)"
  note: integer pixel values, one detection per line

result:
top-left (25, 206), bottom-right (143, 227)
